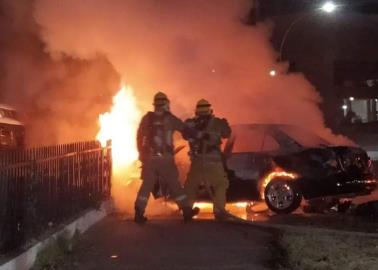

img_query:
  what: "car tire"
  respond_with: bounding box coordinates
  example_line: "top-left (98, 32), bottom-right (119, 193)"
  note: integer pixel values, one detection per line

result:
top-left (264, 179), bottom-right (302, 214)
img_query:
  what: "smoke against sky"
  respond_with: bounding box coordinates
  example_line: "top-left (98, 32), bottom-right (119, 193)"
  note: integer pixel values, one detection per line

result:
top-left (29, 0), bottom-right (354, 213)
top-left (0, 0), bottom-right (119, 144)
top-left (32, 0), bottom-right (347, 143)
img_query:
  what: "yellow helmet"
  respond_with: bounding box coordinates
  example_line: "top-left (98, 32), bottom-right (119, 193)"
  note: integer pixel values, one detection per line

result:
top-left (195, 99), bottom-right (212, 115)
top-left (153, 91), bottom-right (169, 106)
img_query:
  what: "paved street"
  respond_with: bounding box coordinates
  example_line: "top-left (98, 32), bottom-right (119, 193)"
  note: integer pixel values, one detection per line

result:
top-left (54, 191), bottom-right (378, 270)
top-left (61, 216), bottom-right (274, 270)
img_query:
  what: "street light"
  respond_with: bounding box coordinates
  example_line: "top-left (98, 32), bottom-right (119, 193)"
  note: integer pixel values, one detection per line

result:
top-left (321, 2), bottom-right (337, 13)
top-left (279, 2), bottom-right (338, 62)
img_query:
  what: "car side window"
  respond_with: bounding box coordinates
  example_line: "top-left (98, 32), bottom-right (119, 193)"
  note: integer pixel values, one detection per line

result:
top-left (261, 133), bottom-right (280, 152)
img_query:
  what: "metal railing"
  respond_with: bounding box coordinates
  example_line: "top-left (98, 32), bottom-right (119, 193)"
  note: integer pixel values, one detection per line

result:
top-left (0, 141), bottom-right (112, 253)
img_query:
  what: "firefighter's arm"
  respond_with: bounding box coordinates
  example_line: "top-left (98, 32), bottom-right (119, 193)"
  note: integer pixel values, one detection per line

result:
top-left (173, 115), bottom-right (199, 139)
top-left (204, 118), bottom-right (231, 144)
top-left (220, 118), bottom-right (231, 139)
top-left (182, 119), bottom-right (196, 140)
top-left (171, 114), bottom-right (185, 132)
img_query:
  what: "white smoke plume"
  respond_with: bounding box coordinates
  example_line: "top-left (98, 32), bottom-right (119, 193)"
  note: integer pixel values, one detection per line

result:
top-left (31, 0), bottom-right (353, 213)
top-left (0, 0), bottom-right (120, 145)
top-left (32, 0), bottom-right (350, 144)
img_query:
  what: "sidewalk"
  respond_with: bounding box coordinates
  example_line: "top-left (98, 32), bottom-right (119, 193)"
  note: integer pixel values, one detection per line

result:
top-left (58, 215), bottom-right (274, 270)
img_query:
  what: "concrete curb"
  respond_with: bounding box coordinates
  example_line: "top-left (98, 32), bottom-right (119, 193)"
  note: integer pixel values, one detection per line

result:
top-left (209, 211), bottom-right (378, 237)
top-left (0, 200), bottom-right (114, 270)
top-left (250, 221), bottom-right (378, 238)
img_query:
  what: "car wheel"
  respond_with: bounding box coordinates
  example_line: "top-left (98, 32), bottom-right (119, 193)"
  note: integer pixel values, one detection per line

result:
top-left (264, 179), bottom-right (302, 214)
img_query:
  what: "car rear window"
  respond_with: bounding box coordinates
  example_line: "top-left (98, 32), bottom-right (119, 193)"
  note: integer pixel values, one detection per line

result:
top-left (279, 126), bottom-right (330, 147)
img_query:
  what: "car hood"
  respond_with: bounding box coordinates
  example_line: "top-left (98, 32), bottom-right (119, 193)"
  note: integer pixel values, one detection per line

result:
top-left (273, 145), bottom-right (371, 178)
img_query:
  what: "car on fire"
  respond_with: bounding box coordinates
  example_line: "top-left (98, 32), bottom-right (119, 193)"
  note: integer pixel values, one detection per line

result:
top-left (219, 124), bottom-right (377, 214)
top-left (0, 103), bottom-right (25, 149)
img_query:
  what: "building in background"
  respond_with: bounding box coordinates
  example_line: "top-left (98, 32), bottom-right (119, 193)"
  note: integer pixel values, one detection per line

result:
top-left (251, 0), bottom-right (378, 155)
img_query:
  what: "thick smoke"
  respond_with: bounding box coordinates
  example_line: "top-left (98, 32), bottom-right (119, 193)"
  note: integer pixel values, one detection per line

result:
top-left (33, 0), bottom-right (348, 144)
top-left (0, 0), bottom-right (119, 145)
top-left (31, 0), bottom-right (352, 213)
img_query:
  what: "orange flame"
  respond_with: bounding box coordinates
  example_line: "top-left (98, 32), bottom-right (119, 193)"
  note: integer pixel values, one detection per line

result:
top-left (261, 169), bottom-right (297, 199)
top-left (193, 202), bottom-right (250, 213)
top-left (96, 85), bottom-right (142, 183)
top-left (193, 202), bottom-right (213, 212)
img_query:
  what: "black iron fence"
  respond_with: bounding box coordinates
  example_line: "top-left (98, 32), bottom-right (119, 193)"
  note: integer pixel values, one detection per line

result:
top-left (0, 141), bottom-right (112, 253)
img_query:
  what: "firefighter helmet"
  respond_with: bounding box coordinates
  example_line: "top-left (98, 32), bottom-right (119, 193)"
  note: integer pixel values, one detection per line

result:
top-left (153, 91), bottom-right (169, 106)
top-left (195, 99), bottom-right (212, 115)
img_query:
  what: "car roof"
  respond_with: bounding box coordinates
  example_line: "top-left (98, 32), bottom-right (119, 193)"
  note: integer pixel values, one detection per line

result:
top-left (227, 123), bottom-right (331, 155)
top-left (0, 104), bottom-right (23, 126)
top-left (231, 123), bottom-right (297, 130)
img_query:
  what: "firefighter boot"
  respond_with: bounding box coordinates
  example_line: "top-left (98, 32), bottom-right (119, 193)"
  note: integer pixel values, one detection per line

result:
top-left (134, 208), bottom-right (148, 224)
top-left (182, 207), bottom-right (200, 222)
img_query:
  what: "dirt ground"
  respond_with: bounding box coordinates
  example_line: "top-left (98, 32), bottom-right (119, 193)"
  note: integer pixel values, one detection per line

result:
top-left (280, 231), bottom-right (378, 270)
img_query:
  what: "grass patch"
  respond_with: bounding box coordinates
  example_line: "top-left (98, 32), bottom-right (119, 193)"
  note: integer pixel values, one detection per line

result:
top-left (280, 231), bottom-right (378, 270)
top-left (31, 230), bottom-right (81, 270)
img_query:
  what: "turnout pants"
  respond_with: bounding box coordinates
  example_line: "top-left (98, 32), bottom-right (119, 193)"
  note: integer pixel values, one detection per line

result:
top-left (184, 158), bottom-right (229, 213)
top-left (135, 155), bottom-right (189, 212)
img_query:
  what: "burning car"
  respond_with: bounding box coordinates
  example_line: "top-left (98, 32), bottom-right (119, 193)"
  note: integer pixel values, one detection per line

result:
top-left (0, 104), bottom-right (25, 149)
top-left (218, 124), bottom-right (377, 214)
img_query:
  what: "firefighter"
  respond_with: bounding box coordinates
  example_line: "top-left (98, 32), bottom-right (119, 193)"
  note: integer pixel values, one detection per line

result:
top-left (134, 91), bottom-right (199, 224)
top-left (183, 99), bottom-right (231, 220)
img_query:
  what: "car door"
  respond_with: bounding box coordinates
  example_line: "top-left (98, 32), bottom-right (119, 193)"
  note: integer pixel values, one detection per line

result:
top-left (224, 126), bottom-right (280, 201)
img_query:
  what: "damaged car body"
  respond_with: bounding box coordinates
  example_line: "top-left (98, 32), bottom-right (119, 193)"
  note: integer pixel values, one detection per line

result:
top-left (222, 124), bottom-right (377, 214)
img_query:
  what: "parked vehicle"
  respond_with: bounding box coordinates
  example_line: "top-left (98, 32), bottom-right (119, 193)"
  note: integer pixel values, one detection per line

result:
top-left (219, 124), bottom-right (377, 214)
top-left (0, 104), bottom-right (25, 149)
